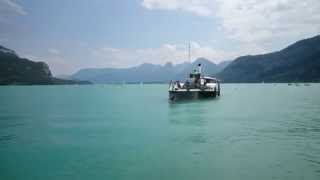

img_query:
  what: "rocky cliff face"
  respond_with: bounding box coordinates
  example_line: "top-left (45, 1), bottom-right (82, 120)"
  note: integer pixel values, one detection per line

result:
top-left (0, 45), bottom-right (90, 85)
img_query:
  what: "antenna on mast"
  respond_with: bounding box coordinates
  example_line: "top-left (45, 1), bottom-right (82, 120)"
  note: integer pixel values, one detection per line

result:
top-left (188, 42), bottom-right (191, 63)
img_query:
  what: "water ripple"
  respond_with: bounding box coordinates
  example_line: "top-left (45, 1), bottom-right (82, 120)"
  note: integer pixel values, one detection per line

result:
top-left (0, 134), bottom-right (16, 142)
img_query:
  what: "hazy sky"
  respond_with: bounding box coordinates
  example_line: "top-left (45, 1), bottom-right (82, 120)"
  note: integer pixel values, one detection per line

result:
top-left (1, 0), bottom-right (319, 75)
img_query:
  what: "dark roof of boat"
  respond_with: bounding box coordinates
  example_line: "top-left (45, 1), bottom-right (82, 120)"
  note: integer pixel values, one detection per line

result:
top-left (203, 76), bottom-right (218, 80)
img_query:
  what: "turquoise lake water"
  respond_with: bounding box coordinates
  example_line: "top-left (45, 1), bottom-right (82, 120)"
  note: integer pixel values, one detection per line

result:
top-left (0, 84), bottom-right (320, 180)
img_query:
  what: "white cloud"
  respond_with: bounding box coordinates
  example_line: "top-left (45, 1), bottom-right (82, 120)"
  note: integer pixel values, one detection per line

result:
top-left (215, 0), bottom-right (320, 44)
top-left (0, 0), bottom-right (27, 23)
top-left (24, 54), bottom-right (73, 76)
top-left (142, 0), bottom-right (320, 48)
top-left (92, 42), bottom-right (238, 68)
top-left (0, 0), bottom-right (27, 15)
top-left (142, 0), bottom-right (215, 16)
top-left (0, 37), bottom-right (9, 43)
top-left (44, 57), bottom-right (74, 76)
top-left (48, 48), bottom-right (61, 55)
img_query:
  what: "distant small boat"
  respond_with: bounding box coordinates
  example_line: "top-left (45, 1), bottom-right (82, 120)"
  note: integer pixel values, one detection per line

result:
top-left (288, 83), bottom-right (292, 86)
top-left (304, 83), bottom-right (311, 86)
top-left (168, 64), bottom-right (220, 101)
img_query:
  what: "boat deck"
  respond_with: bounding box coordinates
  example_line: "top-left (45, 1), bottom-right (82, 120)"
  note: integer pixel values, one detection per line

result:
top-left (169, 88), bottom-right (215, 92)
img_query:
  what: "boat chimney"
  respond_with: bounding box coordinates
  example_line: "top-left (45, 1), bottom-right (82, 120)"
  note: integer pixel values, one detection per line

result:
top-left (198, 63), bottom-right (202, 74)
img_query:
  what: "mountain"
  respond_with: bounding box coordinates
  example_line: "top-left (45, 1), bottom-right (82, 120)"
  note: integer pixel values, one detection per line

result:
top-left (71, 58), bottom-right (229, 83)
top-left (217, 35), bottom-right (320, 83)
top-left (216, 60), bottom-right (232, 71)
top-left (0, 45), bottom-right (90, 85)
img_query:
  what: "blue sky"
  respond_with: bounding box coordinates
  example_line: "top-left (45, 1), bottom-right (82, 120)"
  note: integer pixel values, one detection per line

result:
top-left (1, 0), bottom-right (319, 75)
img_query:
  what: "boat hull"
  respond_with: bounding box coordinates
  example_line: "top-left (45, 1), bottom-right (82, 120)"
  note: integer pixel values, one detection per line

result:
top-left (169, 90), bottom-right (218, 101)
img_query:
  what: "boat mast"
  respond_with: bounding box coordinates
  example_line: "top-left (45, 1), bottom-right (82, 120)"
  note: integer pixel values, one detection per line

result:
top-left (188, 42), bottom-right (191, 63)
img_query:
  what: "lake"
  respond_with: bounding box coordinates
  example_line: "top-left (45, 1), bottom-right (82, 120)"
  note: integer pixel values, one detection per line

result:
top-left (0, 84), bottom-right (319, 180)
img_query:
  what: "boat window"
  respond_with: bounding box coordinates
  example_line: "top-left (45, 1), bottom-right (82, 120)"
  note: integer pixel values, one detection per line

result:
top-left (189, 73), bottom-right (200, 79)
top-left (205, 79), bottom-right (216, 83)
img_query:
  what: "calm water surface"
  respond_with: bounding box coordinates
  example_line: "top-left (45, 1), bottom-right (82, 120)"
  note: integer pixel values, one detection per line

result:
top-left (0, 84), bottom-right (320, 180)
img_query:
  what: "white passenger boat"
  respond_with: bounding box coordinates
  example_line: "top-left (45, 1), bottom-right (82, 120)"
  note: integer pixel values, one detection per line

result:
top-left (168, 63), bottom-right (220, 101)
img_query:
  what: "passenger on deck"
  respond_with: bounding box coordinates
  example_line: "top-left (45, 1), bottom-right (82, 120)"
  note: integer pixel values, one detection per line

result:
top-left (183, 80), bottom-right (190, 89)
top-left (176, 81), bottom-right (181, 88)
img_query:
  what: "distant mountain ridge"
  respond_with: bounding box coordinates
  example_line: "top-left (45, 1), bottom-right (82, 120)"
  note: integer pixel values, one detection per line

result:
top-left (0, 45), bottom-right (90, 85)
top-left (71, 58), bottom-right (231, 83)
top-left (4, 34), bottom-right (318, 85)
top-left (217, 35), bottom-right (320, 82)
